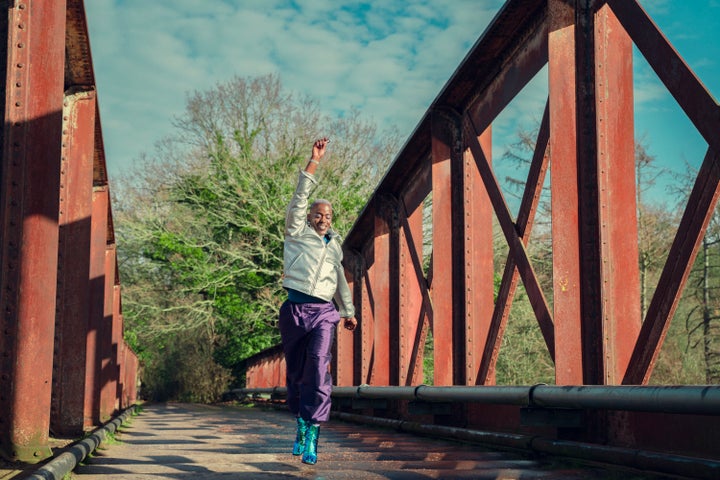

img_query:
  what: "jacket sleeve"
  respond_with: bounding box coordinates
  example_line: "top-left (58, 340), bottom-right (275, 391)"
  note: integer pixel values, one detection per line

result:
top-left (334, 262), bottom-right (356, 318)
top-left (285, 169), bottom-right (318, 237)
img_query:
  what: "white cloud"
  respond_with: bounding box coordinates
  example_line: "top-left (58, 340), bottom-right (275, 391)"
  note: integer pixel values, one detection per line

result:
top-left (85, 0), bottom-right (716, 184)
top-left (85, 0), bottom-right (505, 177)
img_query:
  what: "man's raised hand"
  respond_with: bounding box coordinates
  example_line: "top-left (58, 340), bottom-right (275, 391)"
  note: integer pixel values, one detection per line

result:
top-left (312, 137), bottom-right (330, 161)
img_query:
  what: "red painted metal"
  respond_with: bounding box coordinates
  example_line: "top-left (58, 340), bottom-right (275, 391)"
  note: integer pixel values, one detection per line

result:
top-left (87, 186), bottom-right (109, 426)
top-left (398, 198), bottom-right (424, 386)
top-left (125, 347), bottom-right (139, 406)
top-left (98, 245), bottom-right (118, 421)
top-left (594, 5), bottom-right (641, 384)
top-left (478, 104), bottom-right (550, 384)
top-left (464, 117), bottom-right (555, 357)
top-left (360, 247), bottom-right (375, 385)
top-left (430, 117), bottom-right (455, 386)
top-left (574, 0), bottom-right (607, 387)
top-left (52, 89), bottom-right (96, 436)
top-left (0, 1), bottom-right (136, 463)
top-left (608, 0), bottom-right (719, 151)
top-left (464, 5), bottom-right (548, 137)
top-left (334, 265), bottom-right (355, 386)
top-left (245, 348), bottom-right (285, 388)
top-left (118, 332), bottom-right (127, 409)
top-left (464, 128), bottom-right (494, 386)
top-left (371, 206), bottom-right (391, 385)
top-left (608, 0), bottom-right (720, 384)
top-left (111, 281), bottom-right (122, 410)
top-left (548, 0), bottom-right (582, 385)
top-left (112, 284), bottom-right (124, 411)
top-left (235, 0), bottom-right (720, 462)
top-left (0, 0), bottom-right (67, 462)
top-left (625, 147), bottom-right (720, 384)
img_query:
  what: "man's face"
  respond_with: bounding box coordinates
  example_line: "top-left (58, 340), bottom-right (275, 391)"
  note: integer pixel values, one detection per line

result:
top-left (308, 203), bottom-right (333, 236)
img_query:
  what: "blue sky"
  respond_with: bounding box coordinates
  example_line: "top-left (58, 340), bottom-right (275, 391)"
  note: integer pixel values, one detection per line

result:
top-left (85, 0), bottom-right (719, 206)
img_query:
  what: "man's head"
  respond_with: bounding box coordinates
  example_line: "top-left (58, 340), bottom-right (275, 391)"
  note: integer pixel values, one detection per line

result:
top-left (308, 199), bottom-right (333, 236)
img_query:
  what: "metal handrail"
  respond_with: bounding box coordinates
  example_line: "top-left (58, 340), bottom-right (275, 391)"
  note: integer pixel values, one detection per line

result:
top-left (235, 384), bottom-right (720, 415)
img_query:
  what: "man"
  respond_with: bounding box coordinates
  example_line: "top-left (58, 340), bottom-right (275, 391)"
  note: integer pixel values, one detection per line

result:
top-left (278, 137), bottom-right (357, 465)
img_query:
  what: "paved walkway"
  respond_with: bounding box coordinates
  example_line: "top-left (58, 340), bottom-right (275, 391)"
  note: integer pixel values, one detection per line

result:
top-left (67, 403), bottom-right (668, 479)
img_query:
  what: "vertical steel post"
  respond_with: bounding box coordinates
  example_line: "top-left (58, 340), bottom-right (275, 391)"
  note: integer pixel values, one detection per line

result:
top-left (594, 4), bottom-right (640, 383)
top-left (575, 0), bottom-right (608, 386)
top-left (550, 1), bottom-right (640, 385)
top-left (463, 127), bottom-right (494, 385)
top-left (398, 198), bottom-right (424, 386)
top-left (431, 114), bottom-right (456, 385)
top-left (477, 105), bottom-right (551, 385)
top-left (52, 88), bottom-right (96, 435)
top-left (0, 0), bottom-right (66, 462)
top-left (372, 202), bottom-right (391, 385)
top-left (112, 281), bottom-right (122, 409)
top-left (608, 0), bottom-right (720, 385)
top-left (334, 253), bottom-right (356, 386)
top-left (548, 0), bottom-right (583, 385)
top-left (126, 348), bottom-right (138, 405)
top-left (360, 247), bottom-right (374, 385)
top-left (87, 185), bottom-right (109, 425)
top-left (99, 244), bottom-right (117, 421)
top-left (118, 334), bottom-right (128, 408)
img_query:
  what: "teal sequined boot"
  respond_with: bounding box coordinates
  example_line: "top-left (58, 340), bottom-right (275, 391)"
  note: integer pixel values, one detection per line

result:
top-left (292, 417), bottom-right (307, 455)
top-left (301, 424), bottom-right (320, 465)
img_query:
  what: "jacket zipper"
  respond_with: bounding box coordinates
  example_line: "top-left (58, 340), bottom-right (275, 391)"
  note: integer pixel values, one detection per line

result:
top-left (310, 237), bottom-right (329, 293)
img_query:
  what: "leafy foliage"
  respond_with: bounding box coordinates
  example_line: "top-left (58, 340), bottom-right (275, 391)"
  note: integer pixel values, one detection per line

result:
top-left (114, 74), bottom-right (398, 401)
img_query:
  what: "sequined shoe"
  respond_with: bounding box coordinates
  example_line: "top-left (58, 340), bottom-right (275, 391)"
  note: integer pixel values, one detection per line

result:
top-left (292, 417), bottom-right (307, 455)
top-left (301, 424), bottom-right (320, 465)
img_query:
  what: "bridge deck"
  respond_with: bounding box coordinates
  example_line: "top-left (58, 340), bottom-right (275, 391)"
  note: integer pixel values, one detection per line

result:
top-left (62, 402), bottom-right (674, 479)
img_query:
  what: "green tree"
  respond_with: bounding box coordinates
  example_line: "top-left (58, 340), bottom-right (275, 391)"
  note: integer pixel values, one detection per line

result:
top-left (114, 74), bottom-right (399, 400)
top-left (665, 162), bottom-right (720, 383)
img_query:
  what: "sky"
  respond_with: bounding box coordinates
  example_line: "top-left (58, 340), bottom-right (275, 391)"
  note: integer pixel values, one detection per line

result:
top-left (84, 0), bottom-right (719, 206)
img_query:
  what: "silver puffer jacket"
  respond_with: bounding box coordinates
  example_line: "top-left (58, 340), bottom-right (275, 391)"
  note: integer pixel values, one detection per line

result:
top-left (282, 169), bottom-right (355, 318)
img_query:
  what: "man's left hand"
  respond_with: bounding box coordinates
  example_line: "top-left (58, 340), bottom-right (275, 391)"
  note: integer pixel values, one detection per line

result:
top-left (342, 317), bottom-right (357, 331)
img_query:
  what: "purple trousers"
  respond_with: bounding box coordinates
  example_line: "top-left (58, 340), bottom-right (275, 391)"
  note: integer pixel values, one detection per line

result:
top-left (278, 300), bottom-right (340, 424)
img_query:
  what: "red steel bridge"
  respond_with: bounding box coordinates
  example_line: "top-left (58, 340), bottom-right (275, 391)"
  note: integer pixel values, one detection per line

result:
top-left (0, 0), bottom-right (138, 465)
top-left (2, 0), bottom-right (720, 478)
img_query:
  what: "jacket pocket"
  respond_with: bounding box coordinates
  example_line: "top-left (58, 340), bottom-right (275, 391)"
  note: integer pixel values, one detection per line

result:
top-left (286, 251), bottom-right (304, 272)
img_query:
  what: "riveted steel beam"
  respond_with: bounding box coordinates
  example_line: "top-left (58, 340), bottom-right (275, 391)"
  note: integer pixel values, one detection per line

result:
top-left (0, 0), bottom-right (67, 463)
top-left (52, 88), bottom-right (96, 436)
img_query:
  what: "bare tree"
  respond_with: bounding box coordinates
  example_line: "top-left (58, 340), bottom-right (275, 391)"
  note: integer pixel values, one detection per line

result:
top-left (113, 74), bottom-right (400, 400)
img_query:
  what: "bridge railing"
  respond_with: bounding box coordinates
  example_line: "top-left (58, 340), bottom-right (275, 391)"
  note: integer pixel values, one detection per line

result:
top-left (245, 0), bottom-right (720, 470)
top-left (236, 384), bottom-right (720, 479)
top-left (0, 1), bottom-right (137, 463)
